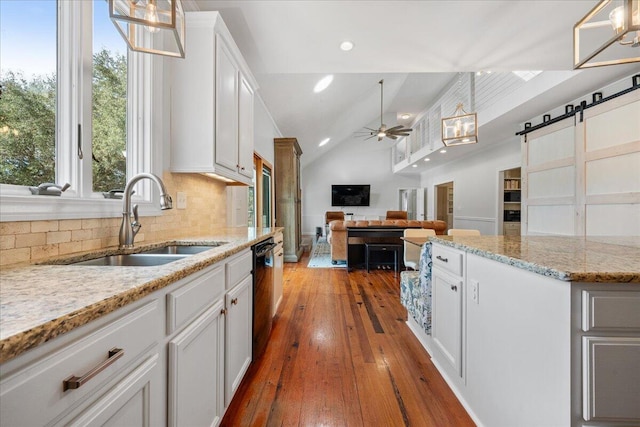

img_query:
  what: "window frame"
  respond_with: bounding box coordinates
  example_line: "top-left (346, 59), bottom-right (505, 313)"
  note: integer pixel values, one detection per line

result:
top-left (0, 0), bottom-right (162, 222)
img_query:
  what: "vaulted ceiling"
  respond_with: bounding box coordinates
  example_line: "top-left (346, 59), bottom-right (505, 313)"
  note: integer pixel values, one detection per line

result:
top-left (191, 1), bottom-right (638, 168)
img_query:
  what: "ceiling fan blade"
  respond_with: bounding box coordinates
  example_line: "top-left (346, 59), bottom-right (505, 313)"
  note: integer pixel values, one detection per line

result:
top-left (364, 134), bottom-right (377, 141)
top-left (364, 127), bottom-right (378, 131)
top-left (393, 133), bottom-right (411, 137)
top-left (387, 125), bottom-right (404, 132)
top-left (388, 135), bottom-right (398, 140)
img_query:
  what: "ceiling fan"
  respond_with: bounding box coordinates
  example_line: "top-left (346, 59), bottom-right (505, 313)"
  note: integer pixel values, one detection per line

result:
top-left (357, 79), bottom-right (413, 142)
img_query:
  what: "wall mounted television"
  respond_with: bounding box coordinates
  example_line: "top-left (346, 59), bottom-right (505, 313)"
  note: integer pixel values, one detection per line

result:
top-left (331, 184), bottom-right (371, 207)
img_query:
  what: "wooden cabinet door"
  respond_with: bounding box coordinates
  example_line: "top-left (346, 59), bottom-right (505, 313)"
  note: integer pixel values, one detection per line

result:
top-left (215, 37), bottom-right (239, 174)
top-left (168, 300), bottom-right (225, 427)
top-left (224, 275), bottom-right (253, 407)
top-left (432, 268), bottom-right (463, 376)
top-left (238, 74), bottom-right (254, 179)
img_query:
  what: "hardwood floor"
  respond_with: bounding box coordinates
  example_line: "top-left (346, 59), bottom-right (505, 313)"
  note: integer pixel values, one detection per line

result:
top-left (221, 252), bottom-right (474, 426)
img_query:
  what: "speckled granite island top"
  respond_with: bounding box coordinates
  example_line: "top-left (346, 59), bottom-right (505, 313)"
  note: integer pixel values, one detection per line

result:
top-left (430, 235), bottom-right (640, 283)
top-left (0, 227), bottom-right (281, 364)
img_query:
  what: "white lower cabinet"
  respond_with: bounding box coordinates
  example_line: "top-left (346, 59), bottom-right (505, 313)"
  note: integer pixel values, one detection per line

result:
top-left (168, 300), bottom-right (225, 427)
top-left (431, 245), bottom-right (464, 380)
top-left (431, 268), bottom-right (463, 377)
top-left (166, 248), bottom-right (253, 425)
top-left (1, 245), bottom-right (262, 427)
top-left (65, 352), bottom-right (161, 427)
top-left (0, 300), bottom-right (162, 427)
top-left (224, 274), bottom-right (252, 406)
top-left (424, 243), bottom-right (640, 427)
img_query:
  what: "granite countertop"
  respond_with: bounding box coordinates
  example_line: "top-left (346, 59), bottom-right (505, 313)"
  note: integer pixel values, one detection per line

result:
top-left (431, 235), bottom-right (640, 283)
top-left (0, 227), bottom-right (282, 364)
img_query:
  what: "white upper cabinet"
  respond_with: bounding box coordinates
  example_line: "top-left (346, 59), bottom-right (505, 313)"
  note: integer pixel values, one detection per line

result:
top-left (170, 12), bottom-right (257, 185)
top-left (238, 74), bottom-right (255, 179)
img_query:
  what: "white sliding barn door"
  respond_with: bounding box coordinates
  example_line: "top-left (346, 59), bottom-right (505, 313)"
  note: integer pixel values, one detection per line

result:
top-left (521, 90), bottom-right (640, 236)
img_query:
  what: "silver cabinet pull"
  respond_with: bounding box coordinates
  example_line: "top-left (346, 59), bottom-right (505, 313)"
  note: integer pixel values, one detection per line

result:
top-left (436, 255), bottom-right (448, 263)
top-left (63, 348), bottom-right (123, 391)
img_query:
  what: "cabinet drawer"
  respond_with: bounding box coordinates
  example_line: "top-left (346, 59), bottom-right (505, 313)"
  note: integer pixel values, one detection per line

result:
top-left (226, 249), bottom-right (252, 289)
top-left (582, 290), bottom-right (640, 332)
top-left (167, 264), bottom-right (225, 334)
top-left (432, 245), bottom-right (464, 277)
top-left (0, 301), bottom-right (160, 427)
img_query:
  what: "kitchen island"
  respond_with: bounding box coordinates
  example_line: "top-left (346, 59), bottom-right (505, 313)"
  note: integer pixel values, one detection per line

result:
top-left (405, 235), bottom-right (640, 427)
top-left (0, 227), bottom-right (281, 426)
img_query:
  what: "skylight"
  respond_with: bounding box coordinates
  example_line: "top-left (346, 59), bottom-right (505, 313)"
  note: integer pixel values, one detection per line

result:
top-left (512, 71), bottom-right (542, 82)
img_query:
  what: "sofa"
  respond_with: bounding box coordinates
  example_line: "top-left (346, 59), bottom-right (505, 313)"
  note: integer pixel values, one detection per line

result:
top-left (327, 219), bottom-right (447, 263)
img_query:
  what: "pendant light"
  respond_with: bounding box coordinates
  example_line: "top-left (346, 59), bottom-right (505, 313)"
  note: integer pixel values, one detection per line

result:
top-left (574, 0), bottom-right (639, 69)
top-left (109, 0), bottom-right (185, 58)
top-left (441, 104), bottom-right (477, 146)
top-left (441, 74), bottom-right (478, 147)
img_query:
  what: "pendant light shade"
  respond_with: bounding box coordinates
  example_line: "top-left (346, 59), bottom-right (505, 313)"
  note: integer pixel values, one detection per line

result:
top-left (109, 0), bottom-right (185, 58)
top-left (441, 103), bottom-right (478, 147)
top-left (574, 0), bottom-right (639, 69)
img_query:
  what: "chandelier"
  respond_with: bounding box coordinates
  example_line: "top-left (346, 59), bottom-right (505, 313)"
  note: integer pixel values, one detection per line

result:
top-left (109, 0), bottom-right (185, 58)
top-left (574, 0), bottom-right (639, 68)
top-left (441, 103), bottom-right (478, 147)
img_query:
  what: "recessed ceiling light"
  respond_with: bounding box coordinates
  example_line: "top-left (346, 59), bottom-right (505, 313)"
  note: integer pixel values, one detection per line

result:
top-left (424, 158), bottom-right (430, 162)
top-left (400, 113), bottom-right (411, 120)
top-left (314, 75), bottom-right (334, 93)
top-left (340, 41), bottom-right (354, 51)
top-left (440, 149), bottom-right (447, 153)
top-left (412, 164), bottom-right (418, 168)
top-left (319, 138), bottom-right (330, 147)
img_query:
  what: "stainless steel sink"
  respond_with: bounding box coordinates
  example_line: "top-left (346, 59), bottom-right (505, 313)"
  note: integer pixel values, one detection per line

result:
top-left (141, 244), bottom-right (225, 255)
top-left (54, 243), bottom-right (226, 267)
top-left (70, 254), bottom-right (188, 267)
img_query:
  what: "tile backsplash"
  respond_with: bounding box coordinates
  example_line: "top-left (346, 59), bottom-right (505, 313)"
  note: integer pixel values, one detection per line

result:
top-left (0, 173), bottom-right (228, 266)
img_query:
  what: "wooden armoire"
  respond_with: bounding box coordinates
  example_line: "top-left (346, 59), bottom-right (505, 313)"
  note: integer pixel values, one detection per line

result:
top-left (274, 138), bottom-right (303, 262)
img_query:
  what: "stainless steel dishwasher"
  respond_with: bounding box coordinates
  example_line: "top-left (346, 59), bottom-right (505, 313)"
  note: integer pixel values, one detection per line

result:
top-left (252, 238), bottom-right (277, 359)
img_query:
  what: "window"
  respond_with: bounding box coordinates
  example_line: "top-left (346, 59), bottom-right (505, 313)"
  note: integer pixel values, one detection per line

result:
top-left (252, 154), bottom-right (273, 228)
top-left (0, 1), bottom-right (158, 221)
top-left (92, 0), bottom-right (127, 193)
top-left (0, 1), bottom-right (57, 187)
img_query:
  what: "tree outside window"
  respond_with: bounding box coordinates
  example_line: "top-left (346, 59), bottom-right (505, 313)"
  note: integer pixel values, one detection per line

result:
top-left (0, 0), bottom-right (128, 193)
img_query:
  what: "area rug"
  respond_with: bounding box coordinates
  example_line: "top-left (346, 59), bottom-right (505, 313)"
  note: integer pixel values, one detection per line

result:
top-left (307, 238), bottom-right (345, 268)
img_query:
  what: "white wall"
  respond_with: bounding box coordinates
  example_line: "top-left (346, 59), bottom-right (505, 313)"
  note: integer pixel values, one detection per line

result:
top-left (301, 139), bottom-right (421, 235)
top-left (254, 94), bottom-right (281, 165)
top-left (420, 138), bottom-right (521, 235)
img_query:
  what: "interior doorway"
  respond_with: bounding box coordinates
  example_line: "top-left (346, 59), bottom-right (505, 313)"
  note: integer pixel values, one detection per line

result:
top-left (499, 167), bottom-right (521, 236)
top-left (398, 188), bottom-right (426, 220)
top-left (435, 182), bottom-right (454, 231)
